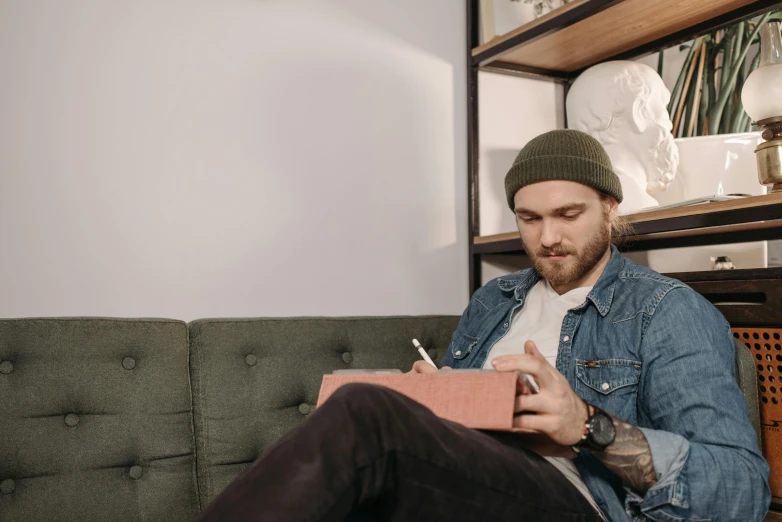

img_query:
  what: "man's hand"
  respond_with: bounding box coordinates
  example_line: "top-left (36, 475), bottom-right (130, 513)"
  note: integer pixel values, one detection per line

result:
top-left (408, 361), bottom-right (452, 374)
top-left (494, 340), bottom-right (657, 494)
top-left (491, 340), bottom-right (588, 446)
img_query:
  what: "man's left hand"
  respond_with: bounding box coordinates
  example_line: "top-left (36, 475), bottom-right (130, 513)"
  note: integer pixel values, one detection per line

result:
top-left (492, 340), bottom-right (589, 447)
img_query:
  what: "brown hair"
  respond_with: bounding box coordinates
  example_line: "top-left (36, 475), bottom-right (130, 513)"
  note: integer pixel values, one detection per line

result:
top-left (600, 194), bottom-right (634, 244)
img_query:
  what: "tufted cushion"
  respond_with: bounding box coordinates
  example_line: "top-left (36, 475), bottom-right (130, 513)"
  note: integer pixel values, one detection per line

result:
top-left (188, 315), bottom-right (460, 507)
top-left (0, 318), bottom-right (198, 522)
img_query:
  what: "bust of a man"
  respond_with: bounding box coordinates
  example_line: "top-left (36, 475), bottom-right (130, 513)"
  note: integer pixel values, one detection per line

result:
top-left (566, 61), bottom-right (679, 215)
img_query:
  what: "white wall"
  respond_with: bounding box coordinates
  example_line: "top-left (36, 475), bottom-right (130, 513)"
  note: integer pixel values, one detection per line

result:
top-left (477, 72), bottom-right (564, 284)
top-left (0, 0), bottom-right (468, 320)
top-left (478, 72), bottom-right (565, 236)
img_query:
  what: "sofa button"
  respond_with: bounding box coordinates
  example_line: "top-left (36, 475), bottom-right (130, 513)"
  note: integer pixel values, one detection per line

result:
top-left (64, 414), bottom-right (79, 427)
top-left (341, 352), bottom-right (353, 364)
top-left (427, 349), bottom-right (438, 360)
top-left (122, 357), bottom-right (136, 370)
top-left (129, 466), bottom-right (143, 480)
top-left (298, 403), bottom-right (311, 415)
top-left (244, 354), bottom-right (257, 366)
top-left (0, 361), bottom-right (12, 374)
top-left (0, 479), bottom-right (15, 494)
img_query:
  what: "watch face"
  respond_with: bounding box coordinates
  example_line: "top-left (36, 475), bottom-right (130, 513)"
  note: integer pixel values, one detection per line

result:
top-left (591, 412), bottom-right (616, 447)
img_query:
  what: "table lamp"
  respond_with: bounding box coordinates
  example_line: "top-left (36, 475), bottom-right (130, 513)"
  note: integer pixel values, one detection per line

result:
top-left (741, 20), bottom-right (782, 193)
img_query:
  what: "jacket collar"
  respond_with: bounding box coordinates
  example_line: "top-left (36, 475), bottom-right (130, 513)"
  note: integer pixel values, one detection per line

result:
top-left (497, 245), bottom-right (622, 317)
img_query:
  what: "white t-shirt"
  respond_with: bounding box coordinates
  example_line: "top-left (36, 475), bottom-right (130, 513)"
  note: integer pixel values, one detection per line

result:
top-left (483, 279), bottom-right (602, 516)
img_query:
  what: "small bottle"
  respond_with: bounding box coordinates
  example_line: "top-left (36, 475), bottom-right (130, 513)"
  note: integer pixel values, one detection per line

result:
top-left (710, 256), bottom-right (736, 270)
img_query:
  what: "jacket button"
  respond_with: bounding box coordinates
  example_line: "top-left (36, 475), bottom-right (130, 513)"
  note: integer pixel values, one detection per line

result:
top-left (504, 323), bottom-right (509, 328)
top-left (0, 479), bottom-right (15, 494)
top-left (129, 466), bottom-right (143, 480)
top-left (341, 352), bottom-right (353, 364)
top-left (601, 383), bottom-right (610, 391)
top-left (455, 350), bottom-right (462, 357)
top-left (244, 354), bottom-right (257, 366)
top-left (122, 357), bottom-right (136, 370)
top-left (64, 414), bottom-right (79, 427)
top-left (563, 336), bottom-right (570, 342)
top-left (298, 403), bottom-right (311, 415)
top-left (0, 361), bottom-right (13, 374)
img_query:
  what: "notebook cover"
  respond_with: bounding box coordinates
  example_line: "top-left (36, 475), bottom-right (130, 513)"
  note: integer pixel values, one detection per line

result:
top-left (317, 372), bottom-right (520, 431)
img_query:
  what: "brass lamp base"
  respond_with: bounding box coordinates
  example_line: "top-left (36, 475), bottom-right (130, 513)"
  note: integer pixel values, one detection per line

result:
top-left (754, 116), bottom-right (782, 193)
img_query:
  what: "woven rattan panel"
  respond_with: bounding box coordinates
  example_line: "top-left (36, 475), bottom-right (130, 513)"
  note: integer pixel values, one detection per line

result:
top-left (735, 327), bottom-right (782, 497)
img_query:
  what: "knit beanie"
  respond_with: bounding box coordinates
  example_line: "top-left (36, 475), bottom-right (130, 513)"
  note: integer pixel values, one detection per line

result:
top-left (504, 129), bottom-right (623, 210)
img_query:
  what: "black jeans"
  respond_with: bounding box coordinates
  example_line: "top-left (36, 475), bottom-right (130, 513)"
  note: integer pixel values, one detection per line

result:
top-left (195, 383), bottom-right (602, 522)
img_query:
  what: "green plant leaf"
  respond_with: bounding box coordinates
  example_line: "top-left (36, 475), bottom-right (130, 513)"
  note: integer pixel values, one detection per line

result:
top-left (668, 41), bottom-right (698, 116)
top-left (708, 12), bottom-right (770, 134)
top-left (767, 10), bottom-right (782, 22)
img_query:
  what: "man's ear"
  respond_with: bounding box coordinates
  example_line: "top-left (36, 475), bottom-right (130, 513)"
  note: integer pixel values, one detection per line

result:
top-left (604, 196), bottom-right (620, 221)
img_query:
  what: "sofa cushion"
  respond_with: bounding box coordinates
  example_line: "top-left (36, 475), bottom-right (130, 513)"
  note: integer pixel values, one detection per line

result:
top-left (0, 318), bottom-right (198, 522)
top-left (188, 315), bottom-right (460, 507)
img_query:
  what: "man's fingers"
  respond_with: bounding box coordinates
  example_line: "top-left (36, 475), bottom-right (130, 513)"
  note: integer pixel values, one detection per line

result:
top-left (492, 355), bottom-right (554, 388)
top-left (512, 412), bottom-right (553, 432)
top-left (524, 340), bottom-right (544, 358)
top-left (410, 360), bottom-right (438, 374)
top-left (514, 393), bottom-right (551, 414)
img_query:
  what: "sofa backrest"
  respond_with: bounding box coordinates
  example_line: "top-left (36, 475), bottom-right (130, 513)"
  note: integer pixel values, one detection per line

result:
top-left (187, 315), bottom-right (460, 508)
top-left (0, 315), bottom-right (761, 521)
top-left (0, 318), bottom-right (199, 522)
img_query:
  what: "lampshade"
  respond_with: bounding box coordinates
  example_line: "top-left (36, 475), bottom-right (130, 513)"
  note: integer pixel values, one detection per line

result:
top-left (741, 22), bottom-right (782, 122)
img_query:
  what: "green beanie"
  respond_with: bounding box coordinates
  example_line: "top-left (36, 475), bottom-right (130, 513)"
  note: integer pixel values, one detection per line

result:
top-left (504, 129), bottom-right (623, 210)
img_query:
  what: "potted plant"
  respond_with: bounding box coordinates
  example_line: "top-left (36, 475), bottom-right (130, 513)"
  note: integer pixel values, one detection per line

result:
top-left (667, 12), bottom-right (778, 138)
top-left (654, 12), bottom-right (781, 209)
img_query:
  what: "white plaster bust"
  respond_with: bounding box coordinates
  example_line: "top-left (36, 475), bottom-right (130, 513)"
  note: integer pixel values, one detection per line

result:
top-left (566, 61), bottom-right (679, 215)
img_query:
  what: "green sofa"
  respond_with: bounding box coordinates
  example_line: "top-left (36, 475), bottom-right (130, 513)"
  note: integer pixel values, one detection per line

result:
top-left (0, 316), bottom-right (459, 521)
top-left (0, 315), bottom-right (759, 521)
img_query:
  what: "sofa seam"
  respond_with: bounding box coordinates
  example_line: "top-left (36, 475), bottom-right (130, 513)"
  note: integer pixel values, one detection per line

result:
top-left (0, 317), bottom-right (186, 323)
top-left (187, 316), bottom-right (459, 325)
top-left (185, 322), bottom-right (202, 513)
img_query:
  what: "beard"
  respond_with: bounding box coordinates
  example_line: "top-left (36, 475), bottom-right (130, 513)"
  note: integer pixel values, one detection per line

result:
top-left (525, 219), bottom-right (612, 287)
top-left (645, 128), bottom-right (679, 194)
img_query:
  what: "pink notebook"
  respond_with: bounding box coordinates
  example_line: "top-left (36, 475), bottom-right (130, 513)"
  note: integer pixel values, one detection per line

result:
top-left (317, 371), bottom-right (527, 432)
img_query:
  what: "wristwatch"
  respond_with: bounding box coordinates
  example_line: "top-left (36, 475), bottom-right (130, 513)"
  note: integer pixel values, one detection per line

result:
top-left (575, 403), bottom-right (616, 452)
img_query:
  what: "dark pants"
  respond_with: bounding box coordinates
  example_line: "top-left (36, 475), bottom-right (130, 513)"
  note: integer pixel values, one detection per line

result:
top-left (195, 383), bottom-right (602, 522)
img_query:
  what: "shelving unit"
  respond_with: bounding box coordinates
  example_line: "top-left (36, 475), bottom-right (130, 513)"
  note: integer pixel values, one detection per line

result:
top-left (473, 193), bottom-right (782, 255)
top-left (466, 4), bottom-right (782, 516)
top-left (472, 0), bottom-right (782, 76)
top-left (466, 0), bottom-right (782, 292)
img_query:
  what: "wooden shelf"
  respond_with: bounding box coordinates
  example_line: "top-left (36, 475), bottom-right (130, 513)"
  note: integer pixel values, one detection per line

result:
top-left (472, 193), bottom-right (782, 255)
top-left (472, 0), bottom-right (781, 75)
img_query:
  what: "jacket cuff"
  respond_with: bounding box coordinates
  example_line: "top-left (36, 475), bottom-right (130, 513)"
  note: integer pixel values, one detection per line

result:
top-left (624, 428), bottom-right (691, 516)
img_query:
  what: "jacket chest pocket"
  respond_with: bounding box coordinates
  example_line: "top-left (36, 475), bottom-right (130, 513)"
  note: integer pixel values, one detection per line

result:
top-left (450, 333), bottom-right (480, 363)
top-left (575, 359), bottom-right (641, 419)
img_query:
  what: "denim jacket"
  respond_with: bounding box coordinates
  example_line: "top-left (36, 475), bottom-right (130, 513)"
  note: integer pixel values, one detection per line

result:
top-left (441, 247), bottom-right (770, 521)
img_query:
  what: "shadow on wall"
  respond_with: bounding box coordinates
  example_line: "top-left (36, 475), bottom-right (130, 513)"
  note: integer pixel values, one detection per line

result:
top-left (0, 0), bottom-right (469, 319)
top-left (220, 11), bottom-right (465, 316)
top-left (770, 241), bottom-right (782, 267)
top-left (485, 148), bottom-right (519, 226)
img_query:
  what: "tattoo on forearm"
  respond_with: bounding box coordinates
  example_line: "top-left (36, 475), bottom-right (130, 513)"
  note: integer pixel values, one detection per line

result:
top-left (593, 417), bottom-right (657, 495)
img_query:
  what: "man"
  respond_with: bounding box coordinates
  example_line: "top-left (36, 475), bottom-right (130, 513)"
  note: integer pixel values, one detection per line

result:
top-left (196, 130), bottom-right (770, 521)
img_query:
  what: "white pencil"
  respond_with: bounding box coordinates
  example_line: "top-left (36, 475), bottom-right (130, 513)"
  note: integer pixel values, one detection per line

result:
top-left (412, 339), bottom-right (437, 369)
